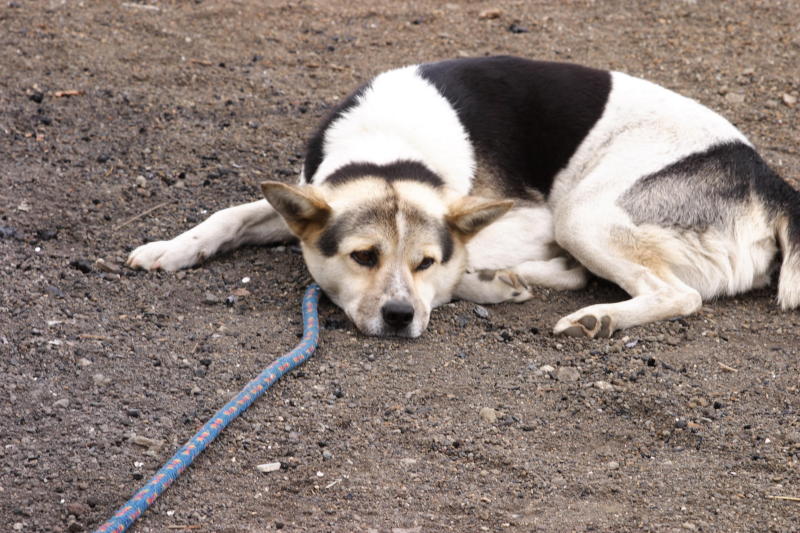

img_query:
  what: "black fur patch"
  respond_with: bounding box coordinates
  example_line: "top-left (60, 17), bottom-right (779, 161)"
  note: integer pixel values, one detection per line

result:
top-left (419, 56), bottom-right (611, 198)
top-left (620, 141), bottom-right (800, 235)
top-left (325, 160), bottom-right (444, 188)
top-left (438, 225), bottom-right (454, 263)
top-left (303, 83), bottom-right (368, 183)
top-left (317, 220), bottom-right (342, 257)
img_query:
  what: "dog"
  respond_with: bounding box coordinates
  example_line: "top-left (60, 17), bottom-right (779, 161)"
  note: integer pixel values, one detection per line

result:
top-left (127, 56), bottom-right (800, 338)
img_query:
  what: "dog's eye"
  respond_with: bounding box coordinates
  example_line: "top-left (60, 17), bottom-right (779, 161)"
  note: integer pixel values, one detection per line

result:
top-left (350, 249), bottom-right (378, 268)
top-left (416, 257), bottom-right (435, 271)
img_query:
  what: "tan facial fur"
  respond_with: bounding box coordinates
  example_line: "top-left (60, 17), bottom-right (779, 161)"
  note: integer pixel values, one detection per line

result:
top-left (262, 177), bottom-right (511, 337)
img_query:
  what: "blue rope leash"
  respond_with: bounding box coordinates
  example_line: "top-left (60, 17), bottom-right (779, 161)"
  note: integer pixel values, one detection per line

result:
top-left (94, 284), bottom-right (322, 533)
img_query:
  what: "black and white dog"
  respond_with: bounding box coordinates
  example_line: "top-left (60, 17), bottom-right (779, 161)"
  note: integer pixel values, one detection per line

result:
top-left (128, 56), bottom-right (800, 338)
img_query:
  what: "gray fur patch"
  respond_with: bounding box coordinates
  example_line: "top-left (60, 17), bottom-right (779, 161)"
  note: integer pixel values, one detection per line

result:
top-left (618, 143), bottom-right (751, 230)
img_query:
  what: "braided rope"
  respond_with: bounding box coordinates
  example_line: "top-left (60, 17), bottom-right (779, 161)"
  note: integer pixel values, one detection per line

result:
top-left (94, 284), bottom-right (322, 533)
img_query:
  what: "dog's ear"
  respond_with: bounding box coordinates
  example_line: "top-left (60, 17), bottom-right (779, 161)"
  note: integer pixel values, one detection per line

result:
top-left (261, 181), bottom-right (331, 239)
top-left (446, 196), bottom-right (514, 238)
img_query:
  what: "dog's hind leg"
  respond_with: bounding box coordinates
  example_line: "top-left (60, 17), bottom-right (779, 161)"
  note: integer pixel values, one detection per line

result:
top-left (552, 208), bottom-right (703, 338)
top-left (127, 199), bottom-right (293, 271)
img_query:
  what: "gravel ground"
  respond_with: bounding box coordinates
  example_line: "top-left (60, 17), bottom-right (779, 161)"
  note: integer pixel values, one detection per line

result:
top-left (1, 1), bottom-right (799, 532)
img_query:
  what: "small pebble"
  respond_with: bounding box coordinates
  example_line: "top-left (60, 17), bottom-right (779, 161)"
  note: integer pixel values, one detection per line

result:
top-left (45, 285), bottom-right (65, 298)
top-left (534, 364), bottom-right (555, 376)
top-left (508, 23), bottom-right (530, 33)
top-left (129, 434), bottom-right (164, 451)
top-left (127, 408), bottom-right (140, 417)
top-left (322, 450), bottom-right (333, 461)
top-left (555, 366), bottom-right (580, 382)
top-left (92, 373), bottom-right (111, 386)
top-left (66, 502), bottom-right (89, 517)
top-left (782, 93), bottom-right (797, 107)
top-left (400, 457), bottom-right (417, 467)
top-left (36, 228), bottom-right (58, 241)
top-left (53, 398), bottom-right (70, 409)
top-left (479, 407), bottom-right (498, 423)
top-left (77, 358), bottom-right (92, 367)
top-left (135, 175), bottom-right (148, 188)
top-left (191, 385), bottom-right (201, 395)
top-left (203, 293), bottom-right (220, 305)
top-left (257, 463), bottom-right (282, 474)
top-left (593, 380), bottom-right (614, 391)
top-left (607, 460), bottom-right (620, 470)
top-left (69, 259), bottom-right (93, 274)
top-left (473, 305), bottom-right (489, 319)
top-left (94, 258), bottom-right (120, 274)
top-left (725, 92), bottom-right (745, 104)
top-left (479, 8), bottom-right (502, 19)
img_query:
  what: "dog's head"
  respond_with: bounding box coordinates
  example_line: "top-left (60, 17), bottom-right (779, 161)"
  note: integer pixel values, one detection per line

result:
top-left (261, 169), bottom-right (511, 337)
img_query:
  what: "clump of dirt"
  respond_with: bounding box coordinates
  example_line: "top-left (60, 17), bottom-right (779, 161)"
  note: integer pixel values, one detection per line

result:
top-left (1, 1), bottom-right (798, 532)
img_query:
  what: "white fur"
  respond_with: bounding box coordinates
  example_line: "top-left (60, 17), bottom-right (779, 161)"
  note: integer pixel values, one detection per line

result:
top-left (466, 205), bottom-right (556, 270)
top-left (549, 72), bottom-right (749, 212)
top-left (308, 66), bottom-right (476, 195)
top-left (126, 200), bottom-right (290, 271)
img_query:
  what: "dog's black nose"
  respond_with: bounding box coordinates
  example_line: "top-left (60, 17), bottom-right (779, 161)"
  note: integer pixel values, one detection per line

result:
top-left (381, 300), bottom-right (415, 329)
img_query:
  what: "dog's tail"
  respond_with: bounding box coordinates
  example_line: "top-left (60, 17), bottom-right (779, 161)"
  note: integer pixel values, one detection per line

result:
top-left (775, 182), bottom-right (800, 310)
top-left (775, 212), bottom-right (800, 310)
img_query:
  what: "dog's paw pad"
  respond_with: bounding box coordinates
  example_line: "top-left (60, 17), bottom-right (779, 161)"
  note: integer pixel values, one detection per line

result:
top-left (554, 313), bottom-right (613, 339)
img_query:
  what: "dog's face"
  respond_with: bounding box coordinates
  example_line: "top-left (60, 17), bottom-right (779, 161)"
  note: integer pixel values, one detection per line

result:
top-left (262, 177), bottom-right (511, 337)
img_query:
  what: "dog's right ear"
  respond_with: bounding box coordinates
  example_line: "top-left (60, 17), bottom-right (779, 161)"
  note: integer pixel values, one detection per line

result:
top-left (446, 196), bottom-right (514, 239)
top-left (261, 181), bottom-right (331, 239)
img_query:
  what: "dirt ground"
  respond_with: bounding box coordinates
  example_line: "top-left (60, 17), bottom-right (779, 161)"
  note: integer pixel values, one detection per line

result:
top-left (1, 1), bottom-right (799, 532)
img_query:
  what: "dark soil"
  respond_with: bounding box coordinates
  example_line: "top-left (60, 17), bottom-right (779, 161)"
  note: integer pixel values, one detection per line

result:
top-left (2, 1), bottom-right (799, 532)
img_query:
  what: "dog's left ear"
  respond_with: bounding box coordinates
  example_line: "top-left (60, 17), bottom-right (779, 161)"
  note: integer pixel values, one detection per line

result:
top-left (446, 196), bottom-right (514, 238)
top-left (261, 181), bottom-right (331, 239)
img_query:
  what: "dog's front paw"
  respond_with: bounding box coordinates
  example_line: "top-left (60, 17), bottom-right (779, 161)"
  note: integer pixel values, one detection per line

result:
top-left (553, 311), bottom-right (614, 339)
top-left (126, 238), bottom-right (206, 271)
top-left (456, 268), bottom-right (533, 304)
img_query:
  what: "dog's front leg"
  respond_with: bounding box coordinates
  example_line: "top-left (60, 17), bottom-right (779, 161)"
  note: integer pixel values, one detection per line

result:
top-left (126, 199), bottom-right (292, 271)
top-left (454, 268), bottom-right (534, 304)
